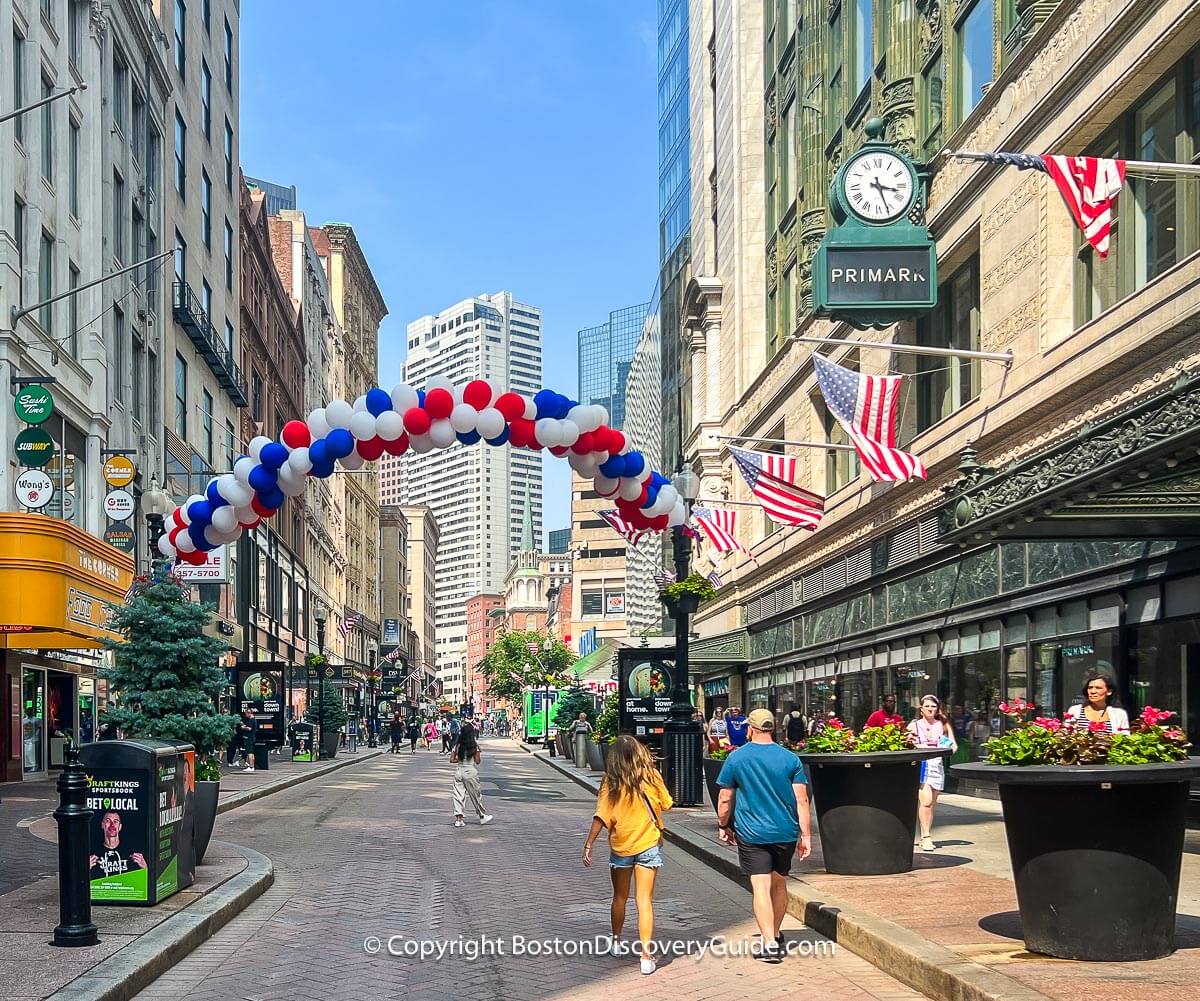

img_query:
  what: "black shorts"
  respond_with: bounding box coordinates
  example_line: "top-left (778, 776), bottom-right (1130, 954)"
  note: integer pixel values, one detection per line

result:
top-left (737, 840), bottom-right (797, 876)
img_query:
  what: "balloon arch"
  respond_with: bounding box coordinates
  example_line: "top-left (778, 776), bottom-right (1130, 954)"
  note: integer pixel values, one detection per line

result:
top-left (159, 377), bottom-right (686, 565)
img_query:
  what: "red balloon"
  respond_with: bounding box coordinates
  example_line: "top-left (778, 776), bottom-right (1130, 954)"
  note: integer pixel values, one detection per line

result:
top-left (549, 445), bottom-right (568, 456)
top-left (385, 433), bottom-right (410, 456)
top-left (495, 393), bottom-right (526, 422)
top-left (651, 514), bottom-right (670, 530)
top-left (251, 496), bottom-right (278, 518)
top-left (172, 507), bottom-right (187, 527)
top-left (608, 430), bottom-right (627, 454)
top-left (403, 407), bottom-right (432, 436)
top-left (508, 418), bottom-right (534, 447)
top-left (463, 380), bottom-right (492, 409)
top-left (184, 550), bottom-right (208, 565)
top-left (357, 436), bottom-right (386, 461)
top-left (592, 426), bottom-right (612, 453)
top-left (425, 388), bottom-right (454, 420)
top-left (571, 431), bottom-right (595, 455)
top-left (281, 420), bottom-right (311, 449)
top-left (242, 517), bottom-right (262, 530)
top-left (168, 525), bottom-right (183, 543)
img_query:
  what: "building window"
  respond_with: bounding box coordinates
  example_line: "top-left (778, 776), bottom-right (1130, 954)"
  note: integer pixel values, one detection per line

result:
top-left (225, 418), bottom-right (235, 469)
top-left (131, 87), bottom-right (145, 163)
top-left (112, 50), bottom-right (127, 134)
top-left (12, 28), bottom-right (25, 145)
top-left (581, 591), bottom-right (603, 616)
top-left (251, 372), bottom-right (263, 422)
top-left (202, 0), bottom-right (210, 33)
top-left (148, 125), bottom-right (161, 199)
top-left (174, 230), bottom-right (186, 283)
top-left (68, 2), bottom-right (83, 67)
top-left (174, 0), bottom-right (186, 76)
top-left (202, 389), bottom-right (214, 462)
top-left (779, 99), bottom-right (795, 210)
top-left (201, 60), bottom-right (211, 138)
top-left (223, 18), bottom-right (233, 89)
top-left (224, 318), bottom-right (234, 352)
top-left (174, 353), bottom-right (188, 438)
top-left (921, 50), bottom-right (944, 160)
top-left (147, 228), bottom-right (159, 314)
top-left (202, 278), bottom-right (212, 319)
top-left (133, 203), bottom-right (145, 282)
top-left (68, 118), bottom-right (80, 217)
top-left (13, 198), bottom-right (25, 307)
top-left (224, 219), bottom-right (233, 290)
top-left (822, 397), bottom-right (860, 493)
top-left (223, 119), bottom-right (233, 189)
top-left (40, 76), bottom-right (54, 182)
top-left (174, 111), bottom-right (186, 193)
top-left (954, 0), bottom-right (994, 127)
top-left (201, 170), bottom-right (212, 247)
top-left (132, 332), bottom-right (145, 423)
top-left (149, 350), bottom-right (159, 429)
top-left (916, 255), bottom-right (980, 431)
top-left (67, 262), bottom-right (79, 357)
top-left (852, 0), bottom-right (873, 96)
top-left (113, 172), bottom-right (125, 261)
top-left (113, 307), bottom-right (126, 401)
top-left (1074, 132), bottom-right (1122, 326)
top-left (827, 6), bottom-right (843, 135)
top-left (38, 231), bottom-right (53, 333)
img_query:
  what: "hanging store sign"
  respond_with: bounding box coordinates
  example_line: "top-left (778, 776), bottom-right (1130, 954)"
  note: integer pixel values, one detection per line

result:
top-left (102, 455), bottom-right (137, 488)
top-left (14, 385), bottom-right (55, 424)
top-left (103, 526), bottom-right (137, 554)
top-left (173, 545), bottom-right (227, 582)
top-left (15, 469), bottom-right (54, 510)
top-left (103, 489), bottom-right (136, 521)
top-left (14, 427), bottom-right (56, 467)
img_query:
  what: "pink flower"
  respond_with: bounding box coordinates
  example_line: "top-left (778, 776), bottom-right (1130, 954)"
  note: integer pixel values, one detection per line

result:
top-left (1164, 727), bottom-right (1185, 741)
top-left (1140, 707), bottom-right (1175, 727)
top-left (1032, 716), bottom-right (1062, 732)
top-left (829, 719), bottom-right (846, 730)
top-left (1088, 720), bottom-right (1108, 733)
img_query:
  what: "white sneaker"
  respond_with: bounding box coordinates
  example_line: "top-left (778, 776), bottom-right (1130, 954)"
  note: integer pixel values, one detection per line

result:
top-left (243, 765), bottom-right (254, 772)
top-left (609, 936), bottom-right (622, 955)
top-left (639, 955), bottom-right (656, 975)
top-left (479, 814), bottom-right (494, 825)
top-left (454, 818), bottom-right (465, 828)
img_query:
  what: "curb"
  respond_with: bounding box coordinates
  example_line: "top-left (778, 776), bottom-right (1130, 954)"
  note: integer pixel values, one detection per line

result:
top-left (531, 748), bottom-right (1053, 1001)
top-left (217, 748), bottom-right (384, 815)
top-left (46, 844), bottom-right (274, 1001)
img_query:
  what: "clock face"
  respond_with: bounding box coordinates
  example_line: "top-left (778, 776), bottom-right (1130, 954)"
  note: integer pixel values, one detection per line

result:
top-left (842, 152), bottom-right (915, 222)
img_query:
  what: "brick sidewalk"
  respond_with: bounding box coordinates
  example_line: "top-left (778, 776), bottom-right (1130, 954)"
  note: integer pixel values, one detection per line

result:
top-left (131, 739), bottom-right (925, 1001)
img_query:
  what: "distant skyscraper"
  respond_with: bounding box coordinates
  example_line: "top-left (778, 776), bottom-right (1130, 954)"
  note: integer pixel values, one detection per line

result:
top-left (548, 528), bottom-right (571, 554)
top-left (245, 176), bottom-right (297, 215)
top-left (578, 302), bottom-right (650, 430)
top-left (397, 292), bottom-right (543, 696)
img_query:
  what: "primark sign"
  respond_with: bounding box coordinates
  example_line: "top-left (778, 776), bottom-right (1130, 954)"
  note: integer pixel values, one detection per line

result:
top-left (823, 247), bottom-right (935, 307)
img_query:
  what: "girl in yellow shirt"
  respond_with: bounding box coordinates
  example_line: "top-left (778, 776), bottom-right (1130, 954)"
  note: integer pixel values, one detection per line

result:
top-left (582, 735), bottom-right (673, 975)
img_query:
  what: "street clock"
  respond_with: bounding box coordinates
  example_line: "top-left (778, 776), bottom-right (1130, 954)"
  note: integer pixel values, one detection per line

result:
top-left (836, 149), bottom-right (918, 224)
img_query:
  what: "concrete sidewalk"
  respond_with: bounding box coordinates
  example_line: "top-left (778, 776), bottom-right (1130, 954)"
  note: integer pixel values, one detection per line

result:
top-left (534, 746), bottom-right (1200, 1001)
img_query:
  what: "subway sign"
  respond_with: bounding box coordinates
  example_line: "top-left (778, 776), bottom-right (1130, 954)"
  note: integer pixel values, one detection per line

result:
top-left (14, 427), bottom-right (56, 467)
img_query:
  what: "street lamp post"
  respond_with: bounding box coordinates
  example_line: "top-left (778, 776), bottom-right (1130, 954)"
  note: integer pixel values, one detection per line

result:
top-left (662, 469), bottom-right (704, 806)
top-left (528, 637), bottom-right (555, 750)
top-left (315, 611), bottom-right (327, 760)
top-left (141, 476), bottom-right (172, 563)
top-left (367, 649), bottom-right (379, 748)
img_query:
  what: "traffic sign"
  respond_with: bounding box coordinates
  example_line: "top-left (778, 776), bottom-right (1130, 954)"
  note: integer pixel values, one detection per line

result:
top-left (14, 427), bottom-right (55, 467)
top-left (102, 455), bottom-right (137, 487)
top-left (14, 469), bottom-right (54, 510)
top-left (14, 385), bottom-right (54, 424)
top-left (103, 488), bottom-right (136, 521)
top-left (103, 525), bottom-right (137, 553)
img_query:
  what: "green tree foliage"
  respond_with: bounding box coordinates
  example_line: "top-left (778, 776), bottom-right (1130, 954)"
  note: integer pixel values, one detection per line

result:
top-left (553, 683), bottom-right (597, 728)
top-left (305, 680), bottom-right (348, 729)
top-left (479, 631), bottom-right (574, 702)
top-left (594, 690), bottom-right (619, 743)
top-left (102, 564), bottom-right (237, 759)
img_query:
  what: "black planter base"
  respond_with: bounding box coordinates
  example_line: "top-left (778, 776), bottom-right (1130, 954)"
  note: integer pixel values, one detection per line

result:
top-left (702, 757), bottom-right (725, 814)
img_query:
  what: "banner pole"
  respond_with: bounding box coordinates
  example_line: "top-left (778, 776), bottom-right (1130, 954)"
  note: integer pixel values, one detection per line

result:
top-left (945, 150), bottom-right (1200, 179)
top-left (713, 434), bottom-right (857, 452)
top-left (792, 334), bottom-right (1013, 365)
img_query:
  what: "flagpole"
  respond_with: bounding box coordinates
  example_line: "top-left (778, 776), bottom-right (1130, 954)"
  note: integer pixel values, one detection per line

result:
top-left (695, 497), bottom-right (785, 509)
top-left (715, 434), bottom-right (857, 452)
top-left (945, 150), bottom-right (1200, 179)
top-left (792, 334), bottom-right (1013, 365)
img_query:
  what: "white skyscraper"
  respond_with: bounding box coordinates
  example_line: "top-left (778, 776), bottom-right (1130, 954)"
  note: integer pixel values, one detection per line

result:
top-left (393, 292), bottom-right (543, 697)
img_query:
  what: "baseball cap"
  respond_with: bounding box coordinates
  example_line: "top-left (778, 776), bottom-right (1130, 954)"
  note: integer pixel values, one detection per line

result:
top-left (747, 709), bottom-right (775, 732)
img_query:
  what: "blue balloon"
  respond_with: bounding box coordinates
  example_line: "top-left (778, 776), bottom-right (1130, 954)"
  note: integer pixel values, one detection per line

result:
top-left (248, 465), bottom-right (277, 493)
top-left (534, 389), bottom-right (557, 418)
top-left (206, 480), bottom-right (228, 508)
top-left (366, 387), bottom-right (392, 416)
top-left (485, 427), bottom-right (510, 447)
top-left (643, 485), bottom-right (659, 509)
top-left (187, 499), bottom-right (213, 525)
top-left (187, 521), bottom-right (210, 548)
top-left (457, 430), bottom-right (481, 445)
top-left (259, 442), bottom-right (289, 470)
top-left (650, 471), bottom-right (667, 488)
top-left (310, 458), bottom-right (336, 479)
top-left (309, 438), bottom-right (330, 467)
top-left (327, 428), bottom-right (354, 458)
top-left (599, 456), bottom-right (625, 479)
top-left (259, 486), bottom-right (285, 510)
top-left (416, 389), bottom-right (426, 406)
top-left (623, 451), bottom-right (646, 478)
top-left (555, 393), bottom-right (572, 419)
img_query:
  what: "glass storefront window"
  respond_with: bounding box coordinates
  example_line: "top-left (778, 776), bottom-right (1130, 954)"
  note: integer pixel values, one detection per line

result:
top-left (892, 662), bottom-right (936, 721)
top-left (1128, 619), bottom-right (1200, 741)
top-left (21, 667), bottom-right (44, 773)
top-left (1032, 631), bottom-right (1118, 717)
top-left (806, 678), bottom-right (836, 722)
top-left (836, 670), bottom-right (874, 731)
top-left (945, 651), bottom-right (1001, 761)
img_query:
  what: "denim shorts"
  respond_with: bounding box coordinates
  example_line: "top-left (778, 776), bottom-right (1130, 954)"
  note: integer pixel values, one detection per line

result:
top-left (609, 844), bottom-right (664, 869)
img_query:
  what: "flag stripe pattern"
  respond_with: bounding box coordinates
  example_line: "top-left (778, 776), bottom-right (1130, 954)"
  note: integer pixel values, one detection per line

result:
top-left (963, 152), bottom-right (1125, 258)
top-left (729, 447), bottom-right (825, 528)
top-left (599, 509), bottom-right (650, 546)
top-left (653, 569), bottom-right (676, 590)
top-left (812, 356), bottom-right (927, 483)
top-left (734, 446), bottom-right (797, 484)
top-left (339, 613), bottom-right (362, 638)
top-left (706, 570), bottom-right (723, 590)
top-left (692, 507), bottom-right (752, 556)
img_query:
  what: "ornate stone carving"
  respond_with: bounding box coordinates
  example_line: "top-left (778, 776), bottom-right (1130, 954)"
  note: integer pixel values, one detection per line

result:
top-left (882, 78), bottom-right (915, 111)
top-left (918, 1), bottom-right (943, 64)
top-left (692, 630), bottom-right (750, 662)
top-left (886, 108), bottom-right (917, 159)
top-left (767, 248), bottom-right (779, 292)
top-left (982, 294), bottom-right (1040, 351)
top-left (766, 89), bottom-right (778, 138)
top-left (982, 235), bottom-right (1039, 300)
top-left (981, 175), bottom-right (1039, 241)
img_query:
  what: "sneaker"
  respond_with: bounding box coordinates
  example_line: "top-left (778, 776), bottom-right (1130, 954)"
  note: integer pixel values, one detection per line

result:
top-left (608, 936), bottom-right (623, 955)
top-left (480, 814), bottom-right (494, 826)
top-left (753, 941), bottom-right (783, 964)
top-left (775, 934), bottom-right (787, 955)
top-left (639, 955), bottom-right (657, 975)
top-left (243, 765), bottom-right (254, 772)
top-left (454, 819), bottom-right (465, 828)
top-left (920, 835), bottom-right (935, 852)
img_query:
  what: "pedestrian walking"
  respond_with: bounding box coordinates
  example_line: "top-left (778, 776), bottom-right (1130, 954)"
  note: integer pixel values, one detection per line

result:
top-left (237, 709), bottom-right (258, 772)
top-left (707, 708), bottom-right (727, 752)
top-left (423, 719), bottom-right (438, 750)
top-left (865, 693), bottom-right (904, 729)
top-left (389, 710), bottom-right (403, 753)
top-left (582, 734), bottom-right (672, 976)
top-left (784, 710), bottom-right (807, 745)
top-left (907, 695), bottom-right (957, 852)
top-left (725, 706), bottom-right (750, 747)
top-left (438, 716), bottom-right (452, 754)
top-left (407, 717), bottom-right (420, 754)
top-left (715, 709), bottom-right (811, 964)
top-left (1064, 672), bottom-right (1130, 734)
top-left (451, 722), bottom-right (493, 828)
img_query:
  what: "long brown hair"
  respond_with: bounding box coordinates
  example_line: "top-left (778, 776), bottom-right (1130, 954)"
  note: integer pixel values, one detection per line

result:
top-left (601, 735), bottom-right (659, 807)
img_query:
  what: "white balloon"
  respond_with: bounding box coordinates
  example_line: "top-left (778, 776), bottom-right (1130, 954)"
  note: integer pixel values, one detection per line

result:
top-left (657, 484), bottom-right (678, 512)
top-left (224, 479), bottom-right (254, 509)
top-left (667, 501), bottom-right (687, 527)
top-left (248, 435), bottom-right (271, 460)
top-left (203, 524), bottom-right (225, 547)
top-left (287, 446), bottom-right (313, 474)
top-left (211, 505), bottom-right (238, 533)
top-left (535, 418), bottom-right (560, 447)
top-left (212, 525), bottom-right (242, 545)
top-left (277, 472), bottom-right (307, 497)
top-left (558, 420), bottom-right (580, 447)
top-left (353, 394), bottom-right (368, 412)
top-left (567, 452), bottom-right (589, 473)
top-left (391, 383), bottom-right (419, 413)
top-left (593, 450), bottom-right (609, 465)
top-left (451, 384), bottom-right (465, 405)
top-left (591, 405), bottom-right (610, 428)
top-left (349, 411), bottom-right (377, 440)
top-left (426, 375), bottom-right (454, 393)
top-left (450, 403), bottom-right (478, 434)
top-left (575, 454), bottom-right (600, 478)
top-left (376, 410), bottom-right (405, 441)
top-left (232, 457), bottom-right (255, 485)
top-left (235, 506), bottom-right (259, 528)
top-left (409, 433), bottom-right (434, 453)
top-left (566, 405), bottom-right (591, 430)
top-left (594, 476), bottom-right (620, 497)
top-left (429, 419), bottom-right (457, 448)
top-left (326, 399), bottom-right (354, 429)
top-left (157, 533), bottom-right (175, 556)
top-left (306, 407), bottom-right (331, 439)
top-left (618, 477), bottom-right (645, 501)
top-left (476, 408), bottom-right (505, 439)
top-left (216, 473), bottom-right (238, 500)
top-left (522, 398), bottom-right (537, 421)
top-left (176, 532), bottom-right (197, 553)
top-left (340, 450), bottom-right (365, 471)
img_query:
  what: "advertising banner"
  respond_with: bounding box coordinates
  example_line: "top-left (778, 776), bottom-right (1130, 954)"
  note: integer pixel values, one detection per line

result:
top-left (382, 618), bottom-right (400, 644)
top-left (617, 648), bottom-right (675, 737)
top-left (236, 665), bottom-right (286, 747)
top-left (154, 750), bottom-right (195, 898)
top-left (87, 769), bottom-right (151, 902)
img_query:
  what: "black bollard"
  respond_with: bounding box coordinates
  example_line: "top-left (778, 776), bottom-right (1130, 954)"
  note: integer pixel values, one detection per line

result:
top-left (53, 743), bottom-right (98, 947)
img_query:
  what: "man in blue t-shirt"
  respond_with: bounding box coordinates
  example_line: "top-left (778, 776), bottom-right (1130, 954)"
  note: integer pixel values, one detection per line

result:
top-left (724, 707), bottom-right (750, 747)
top-left (716, 708), bottom-right (811, 964)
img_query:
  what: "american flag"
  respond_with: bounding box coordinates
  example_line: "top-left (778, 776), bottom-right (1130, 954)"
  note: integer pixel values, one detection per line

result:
top-left (339, 613), bottom-right (362, 638)
top-left (692, 507), bottom-right (753, 557)
top-left (730, 446), bottom-right (796, 484)
top-left (730, 448), bottom-right (825, 528)
top-left (599, 509), bottom-right (650, 546)
top-left (706, 570), bottom-right (723, 590)
top-left (965, 152), bottom-right (1126, 258)
top-left (124, 577), bottom-right (149, 603)
top-left (813, 354), bottom-right (927, 483)
top-left (653, 568), bottom-right (676, 590)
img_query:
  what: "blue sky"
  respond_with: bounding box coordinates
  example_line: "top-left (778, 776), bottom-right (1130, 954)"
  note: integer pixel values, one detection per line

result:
top-left (240, 2), bottom-right (660, 533)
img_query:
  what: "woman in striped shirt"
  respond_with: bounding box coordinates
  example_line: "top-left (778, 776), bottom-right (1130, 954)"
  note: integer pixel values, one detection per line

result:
top-left (1064, 673), bottom-right (1130, 734)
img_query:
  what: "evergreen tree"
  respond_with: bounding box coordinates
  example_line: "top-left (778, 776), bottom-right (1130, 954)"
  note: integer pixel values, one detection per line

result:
top-left (553, 683), bottom-right (597, 728)
top-left (305, 680), bottom-right (348, 729)
top-left (102, 562), bottom-right (237, 761)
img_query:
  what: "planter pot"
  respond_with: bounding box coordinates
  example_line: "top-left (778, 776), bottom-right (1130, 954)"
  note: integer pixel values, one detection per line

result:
top-left (585, 737), bottom-right (605, 771)
top-left (193, 779), bottom-right (219, 865)
top-left (601, 742), bottom-right (610, 766)
top-left (953, 759), bottom-right (1200, 961)
top-left (321, 729), bottom-right (340, 760)
top-left (798, 749), bottom-right (950, 875)
top-left (703, 756), bottom-right (727, 813)
top-left (556, 732), bottom-right (572, 759)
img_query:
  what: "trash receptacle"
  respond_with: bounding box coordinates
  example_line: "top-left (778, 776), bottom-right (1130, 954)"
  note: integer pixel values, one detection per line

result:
top-left (79, 739), bottom-right (196, 905)
top-left (289, 722), bottom-right (314, 761)
top-left (253, 742), bottom-right (270, 770)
